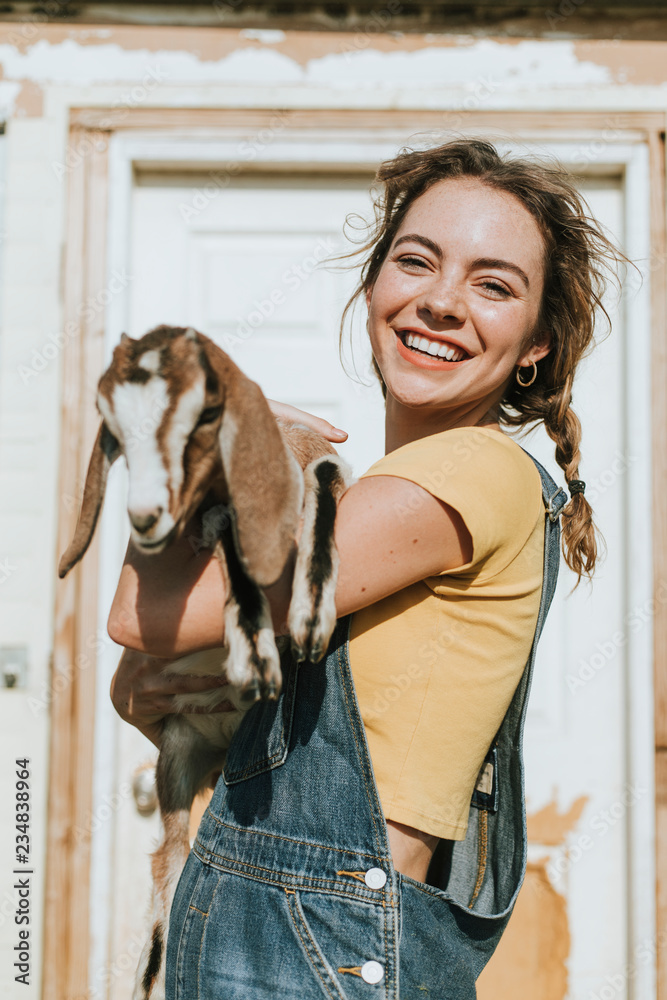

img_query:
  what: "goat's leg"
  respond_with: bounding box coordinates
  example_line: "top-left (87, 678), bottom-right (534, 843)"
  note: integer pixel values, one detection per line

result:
top-left (133, 716), bottom-right (225, 1000)
top-left (216, 520), bottom-right (282, 701)
top-left (289, 454), bottom-right (352, 662)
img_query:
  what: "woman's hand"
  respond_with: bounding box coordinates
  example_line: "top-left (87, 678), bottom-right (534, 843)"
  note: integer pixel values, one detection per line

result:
top-left (267, 399), bottom-right (348, 443)
top-left (110, 648), bottom-right (236, 749)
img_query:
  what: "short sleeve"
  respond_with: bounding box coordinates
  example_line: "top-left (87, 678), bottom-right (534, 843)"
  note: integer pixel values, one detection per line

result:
top-left (359, 426), bottom-right (543, 577)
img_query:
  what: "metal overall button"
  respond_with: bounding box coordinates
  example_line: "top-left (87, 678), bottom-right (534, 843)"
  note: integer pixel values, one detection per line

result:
top-left (361, 961), bottom-right (384, 984)
top-left (364, 868), bottom-right (387, 889)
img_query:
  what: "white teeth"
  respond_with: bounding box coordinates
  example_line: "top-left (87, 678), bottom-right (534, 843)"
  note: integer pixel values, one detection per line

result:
top-left (404, 332), bottom-right (466, 361)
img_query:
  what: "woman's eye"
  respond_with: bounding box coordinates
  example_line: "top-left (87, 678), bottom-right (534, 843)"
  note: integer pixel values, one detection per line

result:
top-left (397, 255), bottom-right (429, 270)
top-left (480, 281), bottom-right (512, 298)
top-left (196, 406), bottom-right (222, 427)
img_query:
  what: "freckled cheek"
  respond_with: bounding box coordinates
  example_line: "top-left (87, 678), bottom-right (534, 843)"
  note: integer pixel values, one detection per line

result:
top-left (473, 301), bottom-right (535, 348)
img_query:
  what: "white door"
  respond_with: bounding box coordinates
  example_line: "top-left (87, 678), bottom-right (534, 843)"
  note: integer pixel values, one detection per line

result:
top-left (90, 156), bottom-right (652, 999)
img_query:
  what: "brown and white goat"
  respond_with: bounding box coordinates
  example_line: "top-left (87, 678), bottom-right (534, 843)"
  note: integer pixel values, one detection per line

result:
top-left (58, 324), bottom-right (351, 1000)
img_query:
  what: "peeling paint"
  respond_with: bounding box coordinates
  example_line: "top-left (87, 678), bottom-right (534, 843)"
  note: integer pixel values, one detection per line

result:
top-left (575, 40), bottom-right (667, 86)
top-left (239, 29), bottom-right (286, 45)
top-left (308, 39), bottom-right (613, 89)
top-left (527, 794), bottom-right (589, 846)
top-left (0, 32), bottom-right (619, 93)
top-left (14, 79), bottom-right (43, 118)
top-left (477, 860), bottom-right (570, 1000)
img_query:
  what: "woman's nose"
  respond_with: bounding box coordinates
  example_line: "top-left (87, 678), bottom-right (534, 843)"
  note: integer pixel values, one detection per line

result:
top-left (417, 278), bottom-right (467, 324)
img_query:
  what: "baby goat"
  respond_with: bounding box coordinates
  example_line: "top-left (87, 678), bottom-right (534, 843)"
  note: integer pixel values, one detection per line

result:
top-left (58, 324), bottom-right (351, 1000)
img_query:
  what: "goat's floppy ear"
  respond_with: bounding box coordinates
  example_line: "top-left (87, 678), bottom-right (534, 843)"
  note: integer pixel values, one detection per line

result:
top-left (212, 353), bottom-right (302, 588)
top-left (58, 422), bottom-right (121, 578)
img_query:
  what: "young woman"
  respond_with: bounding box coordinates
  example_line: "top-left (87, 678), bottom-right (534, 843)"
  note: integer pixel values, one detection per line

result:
top-left (108, 139), bottom-right (620, 997)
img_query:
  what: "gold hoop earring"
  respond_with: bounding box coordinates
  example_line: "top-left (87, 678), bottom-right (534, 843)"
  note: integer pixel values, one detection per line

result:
top-left (516, 361), bottom-right (538, 387)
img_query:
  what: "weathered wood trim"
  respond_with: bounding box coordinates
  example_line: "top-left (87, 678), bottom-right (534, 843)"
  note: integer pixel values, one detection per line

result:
top-left (43, 126), bottom-right (110, 1000)
top-left (68, 106), bottom-right (667, 137)
top-left (658, 749), bottom-right (667, 999)
top-left (652, 123), bottom-right (667, 1000)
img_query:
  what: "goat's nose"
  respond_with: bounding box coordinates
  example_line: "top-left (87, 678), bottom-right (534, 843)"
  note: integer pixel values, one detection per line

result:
top-left (129, 508), bottom-right (162, 533)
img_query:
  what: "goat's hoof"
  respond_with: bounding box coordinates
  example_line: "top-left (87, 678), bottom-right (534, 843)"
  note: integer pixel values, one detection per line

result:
top-left (308, 643), bottom-right (325, 664)
top-left (290, 639), bottom-right (307, 664)
top-left (239, 679), bottom-right (262, 705)
top-left (263, 679), bottom-right (279, 700)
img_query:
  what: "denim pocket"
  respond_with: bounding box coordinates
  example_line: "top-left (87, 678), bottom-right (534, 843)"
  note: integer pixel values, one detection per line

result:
top-left (222, 646), bottom-right (299, 785)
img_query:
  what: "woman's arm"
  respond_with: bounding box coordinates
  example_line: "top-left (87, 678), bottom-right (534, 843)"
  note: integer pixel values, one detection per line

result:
top-left (108, 475), bottom-right (472, 654)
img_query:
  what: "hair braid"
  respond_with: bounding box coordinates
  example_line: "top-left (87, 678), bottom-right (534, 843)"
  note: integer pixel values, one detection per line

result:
top-left (545, 393), bottom-right (601, 585)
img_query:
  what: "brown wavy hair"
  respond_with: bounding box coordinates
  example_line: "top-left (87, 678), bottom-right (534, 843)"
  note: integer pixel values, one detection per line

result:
top-left (341, 138), bottom-right (628, 587)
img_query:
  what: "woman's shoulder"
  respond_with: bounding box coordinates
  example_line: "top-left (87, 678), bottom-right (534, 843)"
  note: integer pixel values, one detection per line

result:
top-left (360, 426), bottom-right (543, 571)
top-left (361, 425), bottom-right (541, 499)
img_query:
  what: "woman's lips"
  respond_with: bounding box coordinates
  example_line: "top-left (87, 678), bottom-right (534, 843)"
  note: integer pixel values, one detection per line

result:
top-left (394, 331), bottom-right (472, 371)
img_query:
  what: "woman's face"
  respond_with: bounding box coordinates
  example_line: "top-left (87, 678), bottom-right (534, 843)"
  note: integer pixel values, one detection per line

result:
top-left (366, 177), bottom-right (551, 416)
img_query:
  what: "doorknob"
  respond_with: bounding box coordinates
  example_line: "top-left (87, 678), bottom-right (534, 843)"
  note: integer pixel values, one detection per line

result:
top-left (132, 764), bottom-right (158, 816)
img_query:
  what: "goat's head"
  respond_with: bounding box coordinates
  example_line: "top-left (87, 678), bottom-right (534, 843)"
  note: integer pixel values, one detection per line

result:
top-left (58, 325), bottom-right (301, 586)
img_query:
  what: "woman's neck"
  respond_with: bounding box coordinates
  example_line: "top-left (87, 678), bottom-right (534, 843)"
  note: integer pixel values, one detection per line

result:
top-left (384, 396), bottom-right (502, 454)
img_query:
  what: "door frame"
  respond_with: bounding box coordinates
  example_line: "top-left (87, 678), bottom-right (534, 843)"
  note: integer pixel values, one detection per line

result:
top-left (47, 107), bottom-right (667, 1000)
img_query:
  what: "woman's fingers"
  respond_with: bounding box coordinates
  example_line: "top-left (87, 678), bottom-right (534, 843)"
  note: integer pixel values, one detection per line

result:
top-left (267, 398), bottom-right (348, 442)
top-left (160, 673), bottom-right (231, 695)
top-left (110, 648), bottom-right (236, 730)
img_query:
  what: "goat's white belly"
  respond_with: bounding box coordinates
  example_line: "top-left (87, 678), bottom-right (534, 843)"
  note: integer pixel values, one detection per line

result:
top-left (164, 648), bottom-right (249, 751)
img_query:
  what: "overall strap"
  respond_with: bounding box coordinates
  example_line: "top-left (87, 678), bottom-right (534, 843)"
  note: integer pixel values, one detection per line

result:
top-left (439, 449), bottom-right (569, 922)
top-left (521, 449), bottom-right (568, 652)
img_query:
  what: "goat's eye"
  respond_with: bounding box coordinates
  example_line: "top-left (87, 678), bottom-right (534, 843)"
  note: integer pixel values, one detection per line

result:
top-left (196, 406), bottom-right (222, 428)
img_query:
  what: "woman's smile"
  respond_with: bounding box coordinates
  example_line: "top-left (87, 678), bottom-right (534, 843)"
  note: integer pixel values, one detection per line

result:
top-left (395, 328), bottom-right (473, 369)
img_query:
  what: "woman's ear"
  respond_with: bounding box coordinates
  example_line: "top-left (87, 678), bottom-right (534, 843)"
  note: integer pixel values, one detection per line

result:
top-left (520, 330), bottom-right (552, 367)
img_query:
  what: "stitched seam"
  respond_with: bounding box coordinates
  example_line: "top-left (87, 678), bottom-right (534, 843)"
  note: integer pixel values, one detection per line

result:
top-left (195, 872), bottom-right (222, 1000)
top-left (337, 641), bottom-right (382, 848)
top-left (199, 812), bottom-right (390, 863)
top-left (285, 895), bottom-right (341, 1000)
top-left (174, 863), bottom-right (208, 996)
top-left (223, 665), bottom-right (296, 781)
top-left (192, 848), bottom-right (384, 901)
top-left (468, 810), bottom-right (488, 909)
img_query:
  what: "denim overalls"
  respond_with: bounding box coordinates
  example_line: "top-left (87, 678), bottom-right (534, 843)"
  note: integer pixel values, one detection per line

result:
top-left (165, 453), bottom-right (568, 999)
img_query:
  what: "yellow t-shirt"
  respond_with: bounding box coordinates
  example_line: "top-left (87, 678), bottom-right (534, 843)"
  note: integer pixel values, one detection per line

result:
top-left (348, 425), bottom-right (545, 841)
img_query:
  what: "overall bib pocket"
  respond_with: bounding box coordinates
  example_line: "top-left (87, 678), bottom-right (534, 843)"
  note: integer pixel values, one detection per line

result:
top-left (222, 645), bottom-right (299, 785)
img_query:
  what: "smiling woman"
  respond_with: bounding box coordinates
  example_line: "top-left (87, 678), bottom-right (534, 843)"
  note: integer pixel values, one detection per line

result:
top-left (108, 138), bottom-right (626, 999)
